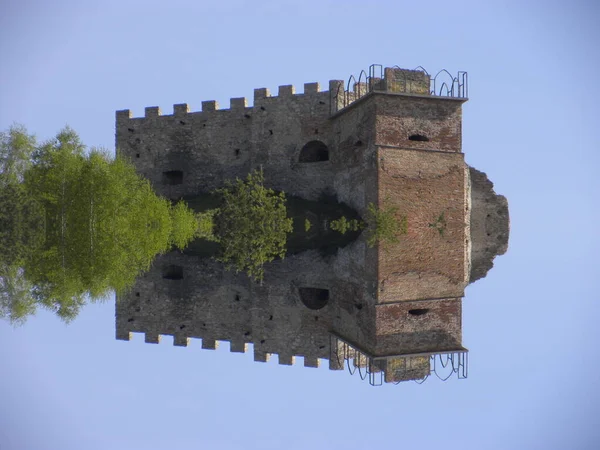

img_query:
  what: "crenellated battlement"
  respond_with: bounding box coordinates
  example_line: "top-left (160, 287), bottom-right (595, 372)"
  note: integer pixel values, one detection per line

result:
top-left (114, 77), bottom-right (338, 201)
top-left (115, 65), bottom-right (467, 122)
top-left (116, 81), bottom-right (330, 121)
top-left (116, 330), bottom-right (327, 368)
top-left (115, 65), bottom-right (467, 203)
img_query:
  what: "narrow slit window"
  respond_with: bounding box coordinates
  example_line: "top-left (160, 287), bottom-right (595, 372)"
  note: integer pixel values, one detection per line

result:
top-left (408, 134), bottom-right (429, 142)
top-left (408, 308), bottom-right (429, 316)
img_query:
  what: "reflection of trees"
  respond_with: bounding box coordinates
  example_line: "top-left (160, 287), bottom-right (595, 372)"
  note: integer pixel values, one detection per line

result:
top-left (215, 169), bottom-right (293, 282)
top-left (0, 126), bottom-right (300, 324)
top-left (0, 126), bottom-right (199, 324)
top-left (1, 126), bottom-right (399, 325)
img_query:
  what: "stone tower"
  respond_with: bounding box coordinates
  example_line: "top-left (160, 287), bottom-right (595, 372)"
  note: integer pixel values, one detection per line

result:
top-left (114, 65), bottom-right (509, 385)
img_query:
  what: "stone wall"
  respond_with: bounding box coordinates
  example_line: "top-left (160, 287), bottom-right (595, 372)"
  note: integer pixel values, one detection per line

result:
top-left (116, 82), bottom-right (355, 202)
top-left (468, 167), bottom-right (510, 283)
top-left (116, 245), bottom-right (375, 370)
top-left (116, 247), bottom-right (464, 377)
top-left (112, 67), bottom-right (506, 383)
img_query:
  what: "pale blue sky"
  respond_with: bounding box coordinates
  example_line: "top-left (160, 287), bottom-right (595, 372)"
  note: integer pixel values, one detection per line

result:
top-left (1, 1), bottom-right (599, 449)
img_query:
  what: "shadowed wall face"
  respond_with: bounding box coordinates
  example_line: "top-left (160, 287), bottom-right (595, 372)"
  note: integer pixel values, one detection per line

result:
top-left (468, 167), bottom-right (510, 283)
top-left (375, 299), bottom-right (463, 355)
top-left (116, 84), bottom-right (341, 201)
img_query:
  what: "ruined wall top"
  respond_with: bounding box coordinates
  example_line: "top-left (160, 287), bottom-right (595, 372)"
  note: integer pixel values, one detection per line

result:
top-left (468, 167), bottom-right (510, 283)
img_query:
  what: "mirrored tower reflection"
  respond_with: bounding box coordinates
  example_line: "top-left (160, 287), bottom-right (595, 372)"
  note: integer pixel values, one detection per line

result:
top-left (115, 66), bottom-right (509, 385)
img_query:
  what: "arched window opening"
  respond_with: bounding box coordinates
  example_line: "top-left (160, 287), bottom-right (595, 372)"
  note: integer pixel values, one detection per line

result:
top-left (299, 141), bottom-right (329, 162)
top-left (408, 134), bottom-right (429, 142)
top-left (408, 308), bottom-right (429, 316)
top-left (162, 170), bottom-right (183, 185)
top-left (299, 287), bottom-right (330, 310)
top-left (163, 265), bottom-right (183, 280)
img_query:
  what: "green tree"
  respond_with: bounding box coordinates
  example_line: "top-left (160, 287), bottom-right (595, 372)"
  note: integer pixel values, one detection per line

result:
top-left (170, 201), bottom-right (209, 248)
top-left (329, 216), bottom-right (363, 234)
top-left (214, 169), bottom-right (293, 282)
top-left (0, 264), bottom-right (38, 326)
top-left (0, 126), bottom-right (201, 324)
top-left (0, 181), bottom-right (46, 325)
top-left (364, 202), bottom-right (407, 248)
top-left (194, 209), bottom-right (219, 242)
top-left (304, 218), bottom-right (312, 232)
top-left (0, 124), bottom-right (36, 185)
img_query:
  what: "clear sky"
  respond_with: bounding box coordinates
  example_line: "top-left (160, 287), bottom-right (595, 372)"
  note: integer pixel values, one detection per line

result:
top-left (1, 1), bottom-right (599, 449)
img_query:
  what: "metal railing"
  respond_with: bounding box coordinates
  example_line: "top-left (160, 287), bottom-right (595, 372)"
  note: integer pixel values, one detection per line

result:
top-left (330, 334), bottom-right (469, 386)
top-left (330, 64), bottom-right (468, 115)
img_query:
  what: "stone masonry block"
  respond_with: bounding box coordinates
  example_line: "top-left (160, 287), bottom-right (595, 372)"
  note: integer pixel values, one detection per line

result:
top-left (230, 340), bottom-right (247, 353)
top-left (304, 82), bottom-right (319, 94)
top-left (254, 88), bottom-right (270, 101)
top-left (116, 109), bottom-right (132, 120)
top-left (328, 80), bottom-right (344, 93)
top-left (201, 339), bottom-right (218, 350)
top-left (278, 85), bottom-right (295, 96)
top-left (254, 349), bottom-right (270, 362)
top-left (202, 100), bottom-right (218, 111)
top-left (116, 330), bottom-right (131, 341)
top-left (230, 97), bottom-right (247, 109)
top-left (304, 356), bottom-right (319, 368)
top-left (145, 333), bottom-right (160, 344)
top-left (145, 106), bottom-right (161, 118)
top-left (173, 103), bottom-right (189, 115)
top-left (278, 354), bottom-right (295, 366)
top-left (173, 335), bottom-right (189, 347)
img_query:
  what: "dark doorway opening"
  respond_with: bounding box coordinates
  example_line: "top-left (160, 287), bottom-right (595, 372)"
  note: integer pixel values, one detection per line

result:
top-left (162, 170), bottom-right (183, 185)
top-left (299, 287), bottom-right (330, 310)
top-left (408, 134), bottom-right (429, 142)
top-left (299, 141), bottom-right (329, 162)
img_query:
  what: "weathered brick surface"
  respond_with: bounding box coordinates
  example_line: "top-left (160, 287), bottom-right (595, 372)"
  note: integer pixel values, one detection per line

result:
top-left (374, 95), bottom-right (464, 152)
top-left (383, 356), bottom-right (431, 383)
top-left (377, 149), bottom-right (468, 301)
top-left (375, 299), bottom-right (462, 354)
top-left (384, 67), bottom-right (431, 95)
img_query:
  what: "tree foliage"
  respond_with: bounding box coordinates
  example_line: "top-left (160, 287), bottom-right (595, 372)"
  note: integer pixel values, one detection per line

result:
top-left (215, 169), bottom-right (293, 282)
top-left (0, 126), bottom-right (200, 324)
top-left (0, 124), bottom-right (36, 185)
top-left (329, 204), bottom-right (407, 247)
top-left (329, 216), bottom-right (364, 235)
top-left (194, 209), bottom-right (219, 242)
top-left (170, 201), bottom-right (207, 249)
top-left (364, 202), bottom-right (407, 248)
